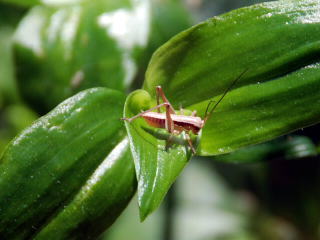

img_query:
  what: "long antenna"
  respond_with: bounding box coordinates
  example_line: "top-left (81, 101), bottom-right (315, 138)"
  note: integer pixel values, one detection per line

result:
top-left (204, 69), bottom-right (249, 122)
top-left (204, 99), bottom-right (215, 118)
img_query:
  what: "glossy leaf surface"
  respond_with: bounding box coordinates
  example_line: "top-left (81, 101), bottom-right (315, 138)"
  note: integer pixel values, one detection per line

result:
top-left (33, 138), bottom-right (136, 240)
top-left (0, 88), bottom-right (136, 239)
top-left (143, 0), bottom-right (320, 155)
top-left (123, 89), bottom-right (192, 220)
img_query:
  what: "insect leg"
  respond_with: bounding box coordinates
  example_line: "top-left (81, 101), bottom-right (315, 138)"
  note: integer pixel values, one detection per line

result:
top-left (185, 133), bottom-right (196, 154)
top-left (163, 103), bottom-right (175, 151)
top-left (156, 86), bottom-right (161, 113)
top-left (165, 103), bottom-right (174, 133)
top-left (121, 103), bottom-right (169, 122)
top-left (156, 86), bottom-right (175, 114)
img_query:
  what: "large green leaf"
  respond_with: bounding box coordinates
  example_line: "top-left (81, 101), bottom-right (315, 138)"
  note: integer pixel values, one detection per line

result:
top-left (33, 138), bottom-right (136, 240)
top-left (143, 0), bottom-right (320, 155)
top-left (123, 89), bottom-right (192, 220)
top-left (125, 0), bottom-right (320, 220)
top-left (13, 0), bottom-right (149, 112)
top-left (0, 88), bottom-right (136, 239)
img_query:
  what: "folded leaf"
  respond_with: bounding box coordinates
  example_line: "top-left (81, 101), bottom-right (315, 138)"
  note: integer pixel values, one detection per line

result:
top-left (123, 89), bottom-right (192, 220)
top-left (0, 88), bottom-right (136, 239)
top-left (33, 138), bottom-right (136, 240)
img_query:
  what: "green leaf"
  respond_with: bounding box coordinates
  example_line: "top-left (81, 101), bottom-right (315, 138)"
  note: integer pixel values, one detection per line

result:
top-left (123, 89), bottom-right (192, 220)
top-left (216, 136), bottom-right (317, 163)
top-left (0, 88), bottom-right (136, 239)
top-left (143, 0), bottom-right (320, 155)
top-left (33, 138), bottom-right (136, 240)
top-left (13, 0), bottom-right (150, 112)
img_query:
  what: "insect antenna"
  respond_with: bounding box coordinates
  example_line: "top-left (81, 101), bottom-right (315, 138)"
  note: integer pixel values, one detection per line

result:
top-left (204, 99), bottom-right (215, 119)
top-left (204, 69), bottom-right (249, 123)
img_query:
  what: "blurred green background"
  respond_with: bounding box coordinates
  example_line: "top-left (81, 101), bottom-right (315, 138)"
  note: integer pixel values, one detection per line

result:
top-left (1, 0), bottom-right (320, 239)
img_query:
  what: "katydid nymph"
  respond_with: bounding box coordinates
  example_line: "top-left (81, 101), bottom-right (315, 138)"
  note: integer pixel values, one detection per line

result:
top-left (122, 70), bottom-right (247, 154)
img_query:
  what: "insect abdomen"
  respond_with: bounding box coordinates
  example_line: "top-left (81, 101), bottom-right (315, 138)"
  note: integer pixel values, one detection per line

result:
top-left (173, 121), bottom-right (201, 134)
top-left (143, 115), bottom-right (166, 129)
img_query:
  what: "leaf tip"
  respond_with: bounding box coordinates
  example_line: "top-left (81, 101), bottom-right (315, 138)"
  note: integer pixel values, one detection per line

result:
top-left (137, 194), bottom-right (154, 222)
top-left (139, 209), bottom-right (148, 222)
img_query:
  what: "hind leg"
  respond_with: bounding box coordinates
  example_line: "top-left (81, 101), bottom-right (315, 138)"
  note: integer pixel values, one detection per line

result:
top-left (156, 86), bottom-right (175, 114)
top-left (185, 133), bottom-right (196, 154)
